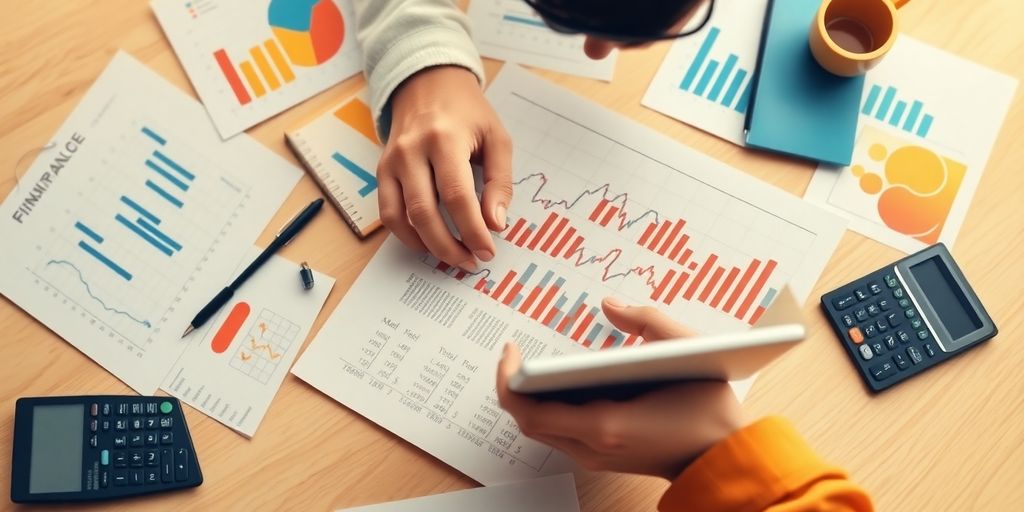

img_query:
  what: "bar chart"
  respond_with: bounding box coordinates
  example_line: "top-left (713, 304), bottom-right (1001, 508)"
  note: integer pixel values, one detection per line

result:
top-left (861, 84), bottom-right (934, 138)
top-left (679, 27), bottom-right (754, 114)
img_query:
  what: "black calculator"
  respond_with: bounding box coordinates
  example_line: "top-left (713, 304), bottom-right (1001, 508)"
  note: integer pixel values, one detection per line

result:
top-left (821, 244), bottom-right (997, 392)
top-left (11, 396), bottom-right (202, 503)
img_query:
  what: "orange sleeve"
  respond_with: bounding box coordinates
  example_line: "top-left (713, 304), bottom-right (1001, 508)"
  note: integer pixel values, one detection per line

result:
top-left (658, 416), bottom-right (873, 512)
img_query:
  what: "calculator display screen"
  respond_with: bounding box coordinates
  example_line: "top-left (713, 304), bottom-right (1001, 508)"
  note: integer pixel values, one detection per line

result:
top-left (909, 256), bottom-right (982, 340)
top-left (29, 405), bottom-right (83, 494)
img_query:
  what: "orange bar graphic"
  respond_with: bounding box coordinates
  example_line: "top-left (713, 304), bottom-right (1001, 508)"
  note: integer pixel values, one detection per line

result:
top-left (668, 234), bottom-right (690, 261)
top-left (648, 221), bottom-right (672, 250)
top-left (557, 303), bottom-right (585, 333)
top-left (601, 334), bottom-right (617, 349)
top-left (664, 271), bottom-right (691, 306)
top-left (263, 38), bottom-right (295, 83)
top-left (474, 278), bottom-right (487, 291)
top-left (211, 301), bottom-right (250, 353)
top-left (724, 260), bottom-right (761, 313)
top-left (453, 270), bottom-right (466, 280)
top-left (710, 267), bottom-right (740, 308)
top-left (520, 286), bottom-right (544, 314)
top-left (542, 305), bottom-right (560, 326)
top-left (638, 222), bottom-right (657, 245)
top-left (541, 217), bottom-right (569, 253)
top-left (531, 286), bottom-right (560, 321)
top-left (748, 306), bottom-right (767, 325)
top-left (658, 219), bottom-right (685, 255)
top-left (551, 227), bottom-right (575, 258)
top-left (250, 46), bottom-right (280, 90)
top-left (436, 262), bottom-right (451, 273)
top-left (239, 61), bottom-right (266, 97)
top-left (213, 49), bottom-right (251, 105)
top-left (564, 236), bottom-right (583, 259)
top-left (589, 198), bottom-right (609, 221)
top-left (572, 313), bottom-right (595, 342)
top-left (698, 267), bottom-right (725, 303)
top-left (624, 333), bottom-right (640, 346)
top-left (515, 228), bottom-right (533, 247)
top-left (503, 282), bottom-right (523, 306)
top-left (334, 97), bottom-right (381, 145)
top-left (735, 260), bottom-right (778, 320)
top-left (528, 212), bottom-right (558, 250)
top-left (651, 269), bottom-right (677, 302)
top-left (599, 206), bottom-right (619, 227)
top-left (505, 218), bottom-right (526, 241)
top-left (683, 254), bottom-right (719, 301)
top-left (491, 271), bottom-right (517, 300)
top-left (677, 248), bottom-right (693, 267)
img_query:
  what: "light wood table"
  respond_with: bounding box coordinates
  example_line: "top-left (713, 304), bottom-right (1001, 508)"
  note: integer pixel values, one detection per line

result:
top-left (1, 1), bottom-right (1022, 510)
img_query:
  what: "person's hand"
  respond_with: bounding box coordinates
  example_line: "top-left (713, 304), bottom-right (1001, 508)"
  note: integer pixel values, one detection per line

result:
top-left (496, 297), bottom-right (746, 480)
top-left (379, 65), bottom-right (513, 271)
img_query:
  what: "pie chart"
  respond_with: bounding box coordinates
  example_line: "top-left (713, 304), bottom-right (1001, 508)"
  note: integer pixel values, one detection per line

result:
top-left (268, 0), bottom-right (345, 67)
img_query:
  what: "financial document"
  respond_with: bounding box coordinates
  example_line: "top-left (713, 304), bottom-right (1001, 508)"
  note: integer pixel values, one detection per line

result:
top-left (338, 474), bottom-right (579, 512)
top-left (292, 66), bottom-right (846, 485)
top-left (152, 0), bottom-right (363, 138)
top-left (162, 251), bottom-right (334, 437)
top-left (0, 52), bottom-right (301, 395)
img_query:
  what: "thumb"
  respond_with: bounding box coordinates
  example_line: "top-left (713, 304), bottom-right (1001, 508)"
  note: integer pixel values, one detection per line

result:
top-left (480, 125), bottom-right (513, 232)
top-left (601, 297), bottom-right (695, 342)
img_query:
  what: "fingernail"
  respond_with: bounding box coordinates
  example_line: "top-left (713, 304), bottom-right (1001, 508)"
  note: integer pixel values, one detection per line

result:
top-left (474, 249), bottom-right (494, 262)
top-left (495, 204), bottom-right (507, 231)
top-left (605, 297), bottom-right (627, 308)
top-left (459, 259), bottom-right (478, 272)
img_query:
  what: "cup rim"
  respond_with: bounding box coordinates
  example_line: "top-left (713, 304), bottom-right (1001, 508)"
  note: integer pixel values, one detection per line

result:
top-left (817, 0), bottom-right (899, 61)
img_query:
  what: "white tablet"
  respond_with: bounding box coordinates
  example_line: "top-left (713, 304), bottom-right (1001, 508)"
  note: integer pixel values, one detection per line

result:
top-left (508, 287), bottom-right (805, 402)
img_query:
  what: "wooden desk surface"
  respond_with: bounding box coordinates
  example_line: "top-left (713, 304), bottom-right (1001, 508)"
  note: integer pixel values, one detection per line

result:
top-left (2, 1), bottom-right (1022, 510)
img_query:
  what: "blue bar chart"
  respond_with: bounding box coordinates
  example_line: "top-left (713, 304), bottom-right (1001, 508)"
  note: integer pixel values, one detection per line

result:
top-left (861, 84), bottom-right (935, 138)
top-left (678, 27), bottom-right (754, 115)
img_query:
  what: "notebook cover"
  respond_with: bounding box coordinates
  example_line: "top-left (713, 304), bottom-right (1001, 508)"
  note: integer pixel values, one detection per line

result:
top-left (745, 0), bottom-right (864, 166)
top-left (285, 90), bottom-right (383, 238)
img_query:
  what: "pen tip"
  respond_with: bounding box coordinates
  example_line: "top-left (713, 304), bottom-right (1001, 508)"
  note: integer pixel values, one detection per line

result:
top-left (181, 325), bottom-right (194, 338)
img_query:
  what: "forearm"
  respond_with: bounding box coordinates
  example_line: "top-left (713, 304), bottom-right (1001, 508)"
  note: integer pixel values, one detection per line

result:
top-left (658, 416), bottom-right (873, 512)
top-left (352, 0), bottom-right (484, 139)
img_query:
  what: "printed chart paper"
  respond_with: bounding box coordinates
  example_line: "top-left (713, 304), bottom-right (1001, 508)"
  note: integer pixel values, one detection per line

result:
top-left (337, 474), bottom-right (579, 512)
top-left (805, 37), bottom-right (1017, 253)
top-left (292, 66), bottom-right (846, 485)
top-left (152, 0), bottom-right (363, 138)
top-left (286, 89), bottom-right (383, 237)
top-left (642, 0), bottom-right (768, 145)
top-left (162, 251), bottom-right (334, 437)
top-left (468, 0), bottom-right (617, 81)
top-left (0, 52), bottom-right (302, 395)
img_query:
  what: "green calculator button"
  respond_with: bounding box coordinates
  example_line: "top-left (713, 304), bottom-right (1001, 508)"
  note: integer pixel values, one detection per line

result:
top-left (101, 449), bottom-right (110, 465)
top-left (159, 401), bottom-right (173, 414)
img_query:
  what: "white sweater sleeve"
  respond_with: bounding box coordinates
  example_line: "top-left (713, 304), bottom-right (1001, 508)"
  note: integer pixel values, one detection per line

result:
top-left (351, 0), bottom-right (485, 140)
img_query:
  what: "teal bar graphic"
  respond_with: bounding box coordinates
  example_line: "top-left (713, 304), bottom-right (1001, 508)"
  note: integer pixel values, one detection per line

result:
top-left (734, 79), bottom-right (753, 114)
top-left (152, 151), bottom-right (195, 182)
top-left (680, 27), bottom-right (720, 91)
top-left (875, 86), bottom-right (897, 121)
top-left (916, 114), bottom-right (933, 137)
top-left (889, 101), bottom-right (907, 127)
top-left (74, 221), bottom-right (103, 244)
top-left (708, 54), bottom-right (737, 101)
top-left (862, 85), bottom-right (881, 115)
top-left (146, 160), bottom-right (189, 191)
top-left (141, 126), bottom-right (166, 145)
top-left (721, 68), bottom-right (747, 108)
top-left (502, 14), bottom-right (546, 28)
top-left (903, 100), bottom-right (923, 131)
top-left (115, 214), bottom-right (173, 256)
top-left (146, 180), bottom-right (183, 208)
top-left (78, 241), bottom-right (132, 281)
top-left (694, 60), bottom-right (719, 96)
top-left (120, 196), bottom-right (160, 225)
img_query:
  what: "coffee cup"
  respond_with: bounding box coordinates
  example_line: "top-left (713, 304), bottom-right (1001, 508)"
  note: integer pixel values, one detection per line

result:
top-left (809, 0), bottom-right (900, 77)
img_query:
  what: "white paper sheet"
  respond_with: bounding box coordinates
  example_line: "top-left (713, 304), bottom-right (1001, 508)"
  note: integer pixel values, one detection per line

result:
top-left (337, 474), bottom-right (579, 512)
top-left (0, 52), bottom-right (302, 395)
top-left (161, 250), bottom-right (334, 437)
top-left (151, 0), bottom-right (363, 138)
top-left (468, 0), bottom-right (618, 81)
top-left (292, 65), bottom-right (846, 485)
top-left (804, 37), bottom-right (1018, 253)
top-left (642, 0), bottom-right (768, 145)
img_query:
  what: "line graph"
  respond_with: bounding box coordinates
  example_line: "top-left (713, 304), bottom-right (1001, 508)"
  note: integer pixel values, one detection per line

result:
top-left (44, 260), bottom-right (152, 327)
top-left (230, 308), bottom-right (299, 384)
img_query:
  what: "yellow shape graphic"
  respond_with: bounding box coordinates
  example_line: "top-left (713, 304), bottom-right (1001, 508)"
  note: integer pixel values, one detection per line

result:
top-left (852, 129), bottom-right (966, 244)
top-left (264, 38), bottom-right (296, 83)
top-left (272, 27), bottom-right (317, 66)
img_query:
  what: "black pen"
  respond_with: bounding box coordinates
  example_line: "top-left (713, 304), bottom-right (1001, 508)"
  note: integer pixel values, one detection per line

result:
top-left (181, 198), bottom-right (325, 338)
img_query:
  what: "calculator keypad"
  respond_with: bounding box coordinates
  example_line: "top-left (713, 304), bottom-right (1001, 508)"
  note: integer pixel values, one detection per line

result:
top-left (824, 270), bottom-right (943, 391)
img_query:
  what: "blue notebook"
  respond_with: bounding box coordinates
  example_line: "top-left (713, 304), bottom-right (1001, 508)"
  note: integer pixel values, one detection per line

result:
top-left (745, 0), bottom-right (864, 166)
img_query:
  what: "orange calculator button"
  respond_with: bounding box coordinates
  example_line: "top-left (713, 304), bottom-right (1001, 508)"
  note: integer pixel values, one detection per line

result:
top-left (848, 327), bottom-right (865, 344)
